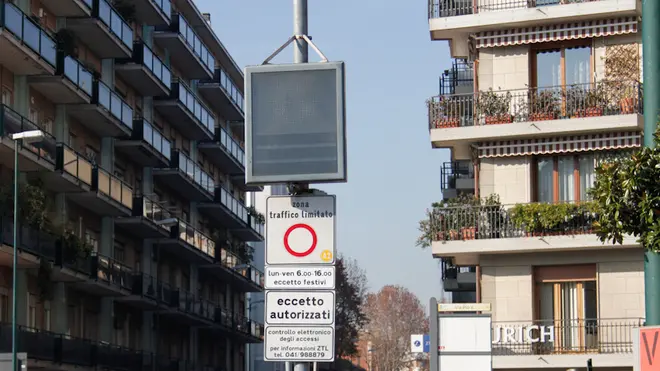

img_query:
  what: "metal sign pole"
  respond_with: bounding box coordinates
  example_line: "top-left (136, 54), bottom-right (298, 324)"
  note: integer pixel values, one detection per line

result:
top-left (291, 1), bottom-right (310, 371)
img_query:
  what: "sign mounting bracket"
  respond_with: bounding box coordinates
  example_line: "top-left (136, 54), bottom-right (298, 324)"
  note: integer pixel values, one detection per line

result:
top-left (262, 35), bottom-right (329, 65)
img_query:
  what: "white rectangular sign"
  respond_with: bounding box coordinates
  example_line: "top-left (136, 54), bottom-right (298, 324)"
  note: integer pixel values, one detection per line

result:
top-left (264, 326), bottom-right (335, 362)
top-left (265, 291), bottom-right (335, 326)
top-left (265, 266), bottom-right (335, 290)
top-left (439, 316), bottom-right (492, 353)
top-left (266, 195), bottom-right (336, 265)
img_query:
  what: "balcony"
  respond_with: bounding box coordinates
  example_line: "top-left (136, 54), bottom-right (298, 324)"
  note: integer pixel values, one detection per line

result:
top-left (156, 219), bottom-right (215, 264)
top-left (428, 201), bottom-right (639, 266)
top-left (64, 253), bottom-right (134, 296)
top-left (441, 260), bottom-right (475, 292)
top-left (29, 53), bottom-right (93, 104)
top-left (69, 79), bottom-right (133, 137)
top-left (428, 0), bottom-right (639, 58)
top-left (198, 186), bottom-right (250, 230)
top-left (67, 166), bottom-right (134, 217)
top-left (198, 126), bottom-right (244, 175)
top-left (134, 0), bottom-right (171, 25)
top-left (0, 219), bottom-right (57, 268)
top-left (428, 81), bottom-right (643, 155)
top-left (441, 161), bottom-right (474, 200)
top-left (154, 79), bottom-right (214, 140)
top-left (0, 1), bottom-right (56, 75)
top-left (115, 195), bottom-right (172, 239)
top-left (66, 0), bottom-right (133, 59)
top-left (230, 314), bottom-right (264, 343)
top-left (198, 67), bottom-right (245, 121)
top-left (40, 0), bottom-right (91, 17)
top-left (164, 290), bottom-right (217, 325)
top-left (116, 41), bottom-right (172, 97)
top-left (115, 119), bottom-right (171, 167)
top-left (491, 318), bottom-right (642, 369)
top-left (119, 273), bottom-right (177, 309)
top-left (153, 13), bottom-right (214, 79)
top-left (440, 59), bottom-right (474, 96)
top-left (0, 322), bottom-right (154, 369)
top-left (51, 143), bottom-right (93, 193)
top-left (153, 149), bottom-right (214, 201)
top-left (0, 105), bottom-right (57, 173)
top-left (208, 247), bottom-right (264, 292)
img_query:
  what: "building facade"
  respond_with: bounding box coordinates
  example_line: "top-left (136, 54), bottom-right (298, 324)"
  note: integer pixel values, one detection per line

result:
top-left (427, 0), bottom-right (643, 369)
top-left (0, 0), bottom-right (265, 370)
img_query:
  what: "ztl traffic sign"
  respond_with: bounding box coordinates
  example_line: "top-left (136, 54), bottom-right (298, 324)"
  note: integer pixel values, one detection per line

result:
top-left (266, 195), bottom-right (336, 265)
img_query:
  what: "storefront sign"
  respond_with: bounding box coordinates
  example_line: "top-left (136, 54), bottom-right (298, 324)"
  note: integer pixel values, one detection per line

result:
top-left (492, 325), bottom-right (555, 344)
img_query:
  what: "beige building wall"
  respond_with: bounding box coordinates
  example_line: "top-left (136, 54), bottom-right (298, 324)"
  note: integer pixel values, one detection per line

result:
top-left (478, 45), bottom-right (529, 92)
top-left (480, 248), bottom-right (644, 322)
top-left (479, 157), bottom-right (531, 204)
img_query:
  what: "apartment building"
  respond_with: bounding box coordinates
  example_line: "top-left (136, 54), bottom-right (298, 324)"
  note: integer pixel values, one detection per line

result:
top-left (426, 0), bottom-right (643, 369)
top-left (0, 0), bottom-right (265, 370)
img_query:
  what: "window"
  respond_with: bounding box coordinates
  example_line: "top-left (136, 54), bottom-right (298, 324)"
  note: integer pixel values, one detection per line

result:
top-left (42, 118), bottom-right (53, 134)
top-left (534, 154), bottom-right (595, 203)
top-left (114, 242), bottom-right (125, 263)
top-left (535, 265), bottom-right (598, 353)
top-left (533, 43), bottom-right (592, 88)
top-left (85, 230), bottom-right (99, 252)
top-left (29, 108), bottom-right (38, 124)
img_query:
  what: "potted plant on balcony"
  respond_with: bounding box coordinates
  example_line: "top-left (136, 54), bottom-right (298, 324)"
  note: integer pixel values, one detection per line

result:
top-left (565, 84), bottom-right (605, 118)
top-left (528, 89), bottom-right (560, 121)
top-left (619, 84), bottom-right (638, 114)
top-left (247, 206), bottom-right (265, 224)
top-left (427, 96), bottom-right (462, 128)
top-left (477, 88), bottom-right (513, 125)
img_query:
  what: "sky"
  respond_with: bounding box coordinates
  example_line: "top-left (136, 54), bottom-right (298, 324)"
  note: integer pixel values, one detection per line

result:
top-left (197, 0), bottom-right (452, 305)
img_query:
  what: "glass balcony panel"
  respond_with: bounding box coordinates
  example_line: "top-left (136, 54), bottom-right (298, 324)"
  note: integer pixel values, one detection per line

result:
top-left (216, 68), bottom-right (244, 114)
top-left (142, 43), bottom-right (171, 88)
top-left (175, 14), bottom-right (214, 71)
top-left (175, 82), bottom-right (214, 133)
top-left (98, 0), bottom-right (132, 50)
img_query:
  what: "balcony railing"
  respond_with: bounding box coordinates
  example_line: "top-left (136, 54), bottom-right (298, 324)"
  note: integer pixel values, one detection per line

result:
top-left (218, 247), bottom-right (264, 287)
top-left (138, 119), bottom-right (171, 160)
top-left (174, 80), bottom-right (215, 134)
top-left (250, 216), bottom-right (265, 236)
top-left (151, 0), bottom-right (171, 22)
top-left (439, 59), bottom-right (474, 96)
top-left (217, 187), bottom-right (248, 223)
top-left (131, 273), bottom-right (175, 305)
top-left (428, 80), bottom-right (642, 129)
top-left (429, 201), bottom-right (598, 242)
top-left (1, 105), bottom-right (57, 164)
top-left (1, 1), bottom-right (57, 66)
top-left (136, 41), bottom-right (171, 88)
top-left (174, 219), bottom-right (215, 258)
top-left (93, 166), bottom-right (133, 209)
top-left (140, 195), bottom-right (172, 224)
top-left (93, 253), bottom-right (133, 290)
top-left (173, 14), bottom-right (214, 72)
top-left (441, 161), bottom-right (473, 190)
top-left (93, 0), bottom-right (133, 50)
top-left (176, 290), bottom-right (216, 321)
top-left (175, 150), bottom-right (215, 194)
top-left (251, 321), bottom-right (264, 340)
top-left (0, 219), bottom-right (57, 260)
top-left (94, 80), bottom-right (133, 130)
top-left (492, 318), bottom-right (643, 355)
top-left (217, 67), bottom-right (244, 113)
top-left (217, 126), bottom-right (245, 166)
top-left (57, 143), bottom-right (93, 186)
top-left (441, 260), bottom-right (475, 280)
top-left (428, 0), bottom-right (607, 19)
top-left (60, 55), bottom-right (93, 96)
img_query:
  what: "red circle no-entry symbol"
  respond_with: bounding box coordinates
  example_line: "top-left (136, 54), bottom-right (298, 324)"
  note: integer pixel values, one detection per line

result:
top-left (283, 223), bottom-right (318, 257)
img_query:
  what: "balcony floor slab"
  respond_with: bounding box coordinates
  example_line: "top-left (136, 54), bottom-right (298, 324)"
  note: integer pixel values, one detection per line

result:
top-left (432, 234), bottom-right (640, 266)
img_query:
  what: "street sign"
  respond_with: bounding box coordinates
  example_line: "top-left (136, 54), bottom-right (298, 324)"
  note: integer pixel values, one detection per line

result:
top-left (265, 266), bottom-right (335, 290)
top-left (266, 195), bottom-right (336, 265)
top-left (244, 62), bottom-right (347, 186)
top-left (265, 291), bottom-right (335, 326)
top-left (264, 326), bottom-right (335, 362)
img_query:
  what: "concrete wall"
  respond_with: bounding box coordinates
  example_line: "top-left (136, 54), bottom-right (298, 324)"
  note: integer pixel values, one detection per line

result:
top-left (478, 46), bottom-right (529, 92)
top-left (479, 157), bottom-right (531, 204)
top-left (480, 248), bottom-right (644, 322)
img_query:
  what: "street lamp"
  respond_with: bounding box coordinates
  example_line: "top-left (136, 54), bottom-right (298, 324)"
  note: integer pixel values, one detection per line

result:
top-left (10, 130), bottom-right (44, 371)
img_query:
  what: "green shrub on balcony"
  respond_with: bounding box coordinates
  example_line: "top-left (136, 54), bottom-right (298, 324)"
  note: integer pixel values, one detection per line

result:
top-left (510, 201), bottom-right (600, 236)
top-left (0, 179), bottom-right (50, 230)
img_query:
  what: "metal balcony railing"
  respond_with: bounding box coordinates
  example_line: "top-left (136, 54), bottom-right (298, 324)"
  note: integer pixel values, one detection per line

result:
top-left (137, 119), bottom-right (171, 160)
top-left (60, 55), bottom-right (93, 96)
top-left (135, 41), bottom-right (172, 88)
top-left (173, 219), bottom-right (215, 258)
top-left (172, 13), bottom-right (214, 71)
top-left (150, 0), bottom-right (171, 22)
top-left (93, 166), bottom-right (133, 209)
top-left (217, 187), bottom-right (248, 223)
top-left (429, 201), bottom-right (599, 241)
top-left (428, 80), bottom-right (642, 129)
top-left (173, 149), bottom-right (215, 194)
top-left (216, 126), bottom-right (245, 166)
top-left (440, 161), bottom-right (473, 190)
top-left (492, 318), bottom-right (644, 355)
top-left (0, 1), bottom-right (57, 66)
top-left (93, 253), bottom-right (133, 290)
top-left (441, 260), bottom-right (475, 280)
top-left (218, 247), bottom-right (264, 287)
top-left (1, 105), bottom-right (57, 164)
top-left (140, 195), bottom-right (172, 225)
top-left (428, 0), bottom-right (607, 19)
top-left (439, 59), bottom-right (474, 96)
top-left (93, 0), bottom-right (133, 50)
top-left (56, 143), bottom-right (93, 186)
top-left (93, 80), bottom-right (133, 130)
top-left (216, 67), bottom-right (244, 113)
top-left (171, 80), bottom-right (215, 135)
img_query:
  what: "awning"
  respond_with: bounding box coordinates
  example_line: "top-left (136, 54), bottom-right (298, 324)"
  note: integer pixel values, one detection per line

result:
top-left (477, 131), bottom-right (641, 158)
top-left (475, 16), bottom-right (638, 48)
